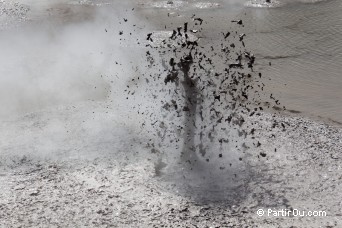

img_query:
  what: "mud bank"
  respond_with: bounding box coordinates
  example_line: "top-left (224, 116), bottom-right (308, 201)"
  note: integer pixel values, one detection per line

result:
top-left (1, 0), bottom-right (342, 227)
top-left (0, 105), bottom-right (341, 227)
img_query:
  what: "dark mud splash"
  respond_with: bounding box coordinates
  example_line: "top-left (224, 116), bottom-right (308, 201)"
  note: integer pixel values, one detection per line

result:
top-left (139, 19), bottom-right (284, 164)
top-left (121, 15), bottom-right (288, 203)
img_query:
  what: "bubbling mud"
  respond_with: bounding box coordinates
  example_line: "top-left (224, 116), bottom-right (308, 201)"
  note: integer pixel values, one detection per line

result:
top-left (124, 17), bottom-right (285, 172)
top-left (245, 0), bottom-right (284, 8)
top-left (245, 0), bottom-right (329, 8)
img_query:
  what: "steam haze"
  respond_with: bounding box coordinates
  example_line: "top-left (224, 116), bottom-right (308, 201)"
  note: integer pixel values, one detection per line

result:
top-left (0, 1), bottom-right (143, 119)
top-left (0, 1), bottom-right (156, 162)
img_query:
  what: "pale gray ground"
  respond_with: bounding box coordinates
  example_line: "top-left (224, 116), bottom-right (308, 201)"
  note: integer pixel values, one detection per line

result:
top-left (0, 0), bottom-right (341, 227)
top-left (0, 104), bottom-right (341, 227)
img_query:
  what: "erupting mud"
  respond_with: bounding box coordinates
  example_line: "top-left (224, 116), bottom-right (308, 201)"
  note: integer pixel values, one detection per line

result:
top-left (1, 1), bottom-right (341, 227)
top-left (126, 18), bottom-right (285, 168)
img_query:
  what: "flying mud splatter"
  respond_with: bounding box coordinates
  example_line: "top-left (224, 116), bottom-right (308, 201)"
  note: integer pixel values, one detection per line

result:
top-left (122, 16), bottom-right (286, 167)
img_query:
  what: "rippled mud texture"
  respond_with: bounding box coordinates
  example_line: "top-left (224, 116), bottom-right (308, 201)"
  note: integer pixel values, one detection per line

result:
top-left (1, 112), bottom-right (341, 227)
top-left (0, 1), bottom-right (29, 28)
top-left (138, 1), bottom-right (220, 10)
top-left (245, 0), bottom-right (330, 8)
top-left (245, 0), bottom-right (284, 8)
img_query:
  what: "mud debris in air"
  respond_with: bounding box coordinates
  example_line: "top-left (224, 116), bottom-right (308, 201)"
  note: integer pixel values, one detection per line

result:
top-left (123, 16), bottom-right (286, 166)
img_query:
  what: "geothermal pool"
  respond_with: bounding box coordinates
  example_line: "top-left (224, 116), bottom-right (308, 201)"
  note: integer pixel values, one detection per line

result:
top-left (0, 0), bottom-right (341, 227)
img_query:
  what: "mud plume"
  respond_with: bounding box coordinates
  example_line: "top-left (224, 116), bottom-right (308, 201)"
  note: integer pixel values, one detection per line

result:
top-left (125, 18), bottom-right (286, 166)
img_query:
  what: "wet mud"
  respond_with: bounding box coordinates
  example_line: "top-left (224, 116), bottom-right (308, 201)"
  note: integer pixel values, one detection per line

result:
top-left (124, 17), bottom-right (286, 169)
top-left (0, 1), bottom-right (342, 227)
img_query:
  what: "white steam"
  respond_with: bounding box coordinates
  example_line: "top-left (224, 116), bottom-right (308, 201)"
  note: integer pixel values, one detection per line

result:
top-left (0, 1), bottom-right (144, 119)
top-left (0, 1), bottom-right (157, 162)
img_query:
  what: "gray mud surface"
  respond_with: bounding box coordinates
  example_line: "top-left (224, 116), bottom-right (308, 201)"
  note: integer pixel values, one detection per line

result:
top-left (1, 0), bottom-right (342, 227)
top-left (0, 108), bottom-right (341, 227)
